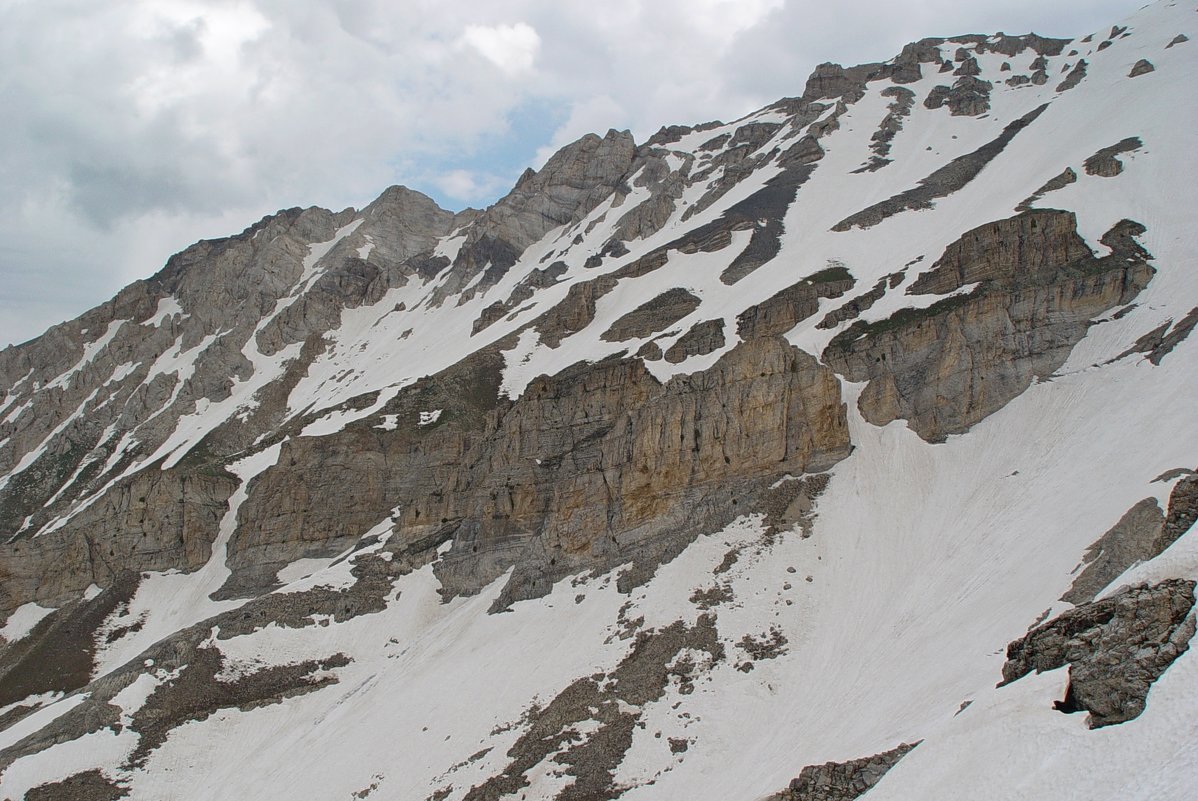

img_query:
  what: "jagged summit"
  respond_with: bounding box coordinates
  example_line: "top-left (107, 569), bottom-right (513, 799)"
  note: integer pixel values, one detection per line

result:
top-left (1, 2), bottom-right (1197, 799)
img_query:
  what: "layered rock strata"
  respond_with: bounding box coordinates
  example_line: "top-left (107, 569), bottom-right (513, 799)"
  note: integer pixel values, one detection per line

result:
top-left (824, 211), bottom-right (1154, 441)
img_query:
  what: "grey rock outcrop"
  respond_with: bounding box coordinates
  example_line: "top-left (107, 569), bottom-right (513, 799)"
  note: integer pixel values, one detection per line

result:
top-left (1064, 471), bottom-right (1198, 604)
top-left (664, 319), bottom-right (726, 363)
top-left (462, 616), bottom-right (724, 801)
top-left (737, 268), bottom-right (856, 339)
top-left (767, 742), bottom-right (919, 801)
top-left (1129, 59), bottom-right (1155, 77)
top-left (1062, 499), bottom-right (1165, 605)
top-left (1116, 306), bottom-right (1198, 365)
top-left (26, 769), bottom-right (128, 800)
top-left (816, 277), bottom-right (892, 330)
top-left (857, 87), bottom-right (915, 172)
top-left (924, 76), bottom-right (992, 116)
top-left (1016, 167), bottom-right (1077, 212)
top-left (1084, 137), bottom-right (1142, 177)
top-left (1056, 60), bottom-right (1088, 91)
top-left (1002, 579), bottom-right (1196, 727)
top-left (601, 288), bottom-right (702, 342)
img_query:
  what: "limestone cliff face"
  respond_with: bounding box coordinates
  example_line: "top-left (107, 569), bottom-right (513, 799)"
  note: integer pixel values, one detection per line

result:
top-left (226, 336), bottom-right (849, 607)
top-left (1, 7), bottom-right (1195, 796)
top-left (0, 469), bottom-right (234, 614)
top-left (823, 211), bottom-right (1154, 442)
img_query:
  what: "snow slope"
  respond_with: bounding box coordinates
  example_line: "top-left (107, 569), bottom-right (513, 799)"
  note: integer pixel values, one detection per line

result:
top-left (0, 2), bottom-right (1196, 799)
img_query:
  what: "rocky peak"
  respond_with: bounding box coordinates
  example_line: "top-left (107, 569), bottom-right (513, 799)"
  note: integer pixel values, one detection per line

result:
top-left (433, 129), bottom-right (638, 301)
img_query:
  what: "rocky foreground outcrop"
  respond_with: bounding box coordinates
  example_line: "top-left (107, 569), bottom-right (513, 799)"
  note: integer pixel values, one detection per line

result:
top-left (1002, 579), bottom-right (1196, 727)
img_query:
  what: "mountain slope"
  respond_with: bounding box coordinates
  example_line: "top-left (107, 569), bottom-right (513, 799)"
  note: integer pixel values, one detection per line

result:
top-left (1, 3), bottom-right (1197, 799)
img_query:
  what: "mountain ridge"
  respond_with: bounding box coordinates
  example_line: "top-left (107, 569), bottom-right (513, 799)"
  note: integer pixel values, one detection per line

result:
top-left (1, 3), bottom-right (1196, 798)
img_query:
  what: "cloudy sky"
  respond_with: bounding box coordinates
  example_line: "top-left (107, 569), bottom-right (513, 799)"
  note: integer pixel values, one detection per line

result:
top-left (0, 0), bottom-right (1142, 347)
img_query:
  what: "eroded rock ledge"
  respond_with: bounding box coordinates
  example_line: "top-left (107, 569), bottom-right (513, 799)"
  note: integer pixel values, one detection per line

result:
top-left (824, 211), bottom-right (1154, 442)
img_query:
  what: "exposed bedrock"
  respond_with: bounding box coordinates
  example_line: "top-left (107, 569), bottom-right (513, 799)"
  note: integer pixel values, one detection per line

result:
top-left (665, 319), bottom-right (727, 363)
top-left (738, 266), bottom-right (856, 340)
top-left (229, 336), bottom-right (850, 608)
top-left (1002, 579), bottom-right (1196, 727)
top-left (0, 469), bottom-right (236, 615)
top-left (0, 192), bottom-right (456, 553)
top-left (1084, 137), bottom-right (1143, 177)
top-left (823, 211), bottom-right (1155, 442)
top-left (601, 288), bottom-right (702, 342)
top-left (767, 742), bottom-right (920, 801)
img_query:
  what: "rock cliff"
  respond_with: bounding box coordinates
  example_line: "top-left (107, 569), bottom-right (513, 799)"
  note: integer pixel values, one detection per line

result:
top-left (1, 4), bottom-right (1196, 798)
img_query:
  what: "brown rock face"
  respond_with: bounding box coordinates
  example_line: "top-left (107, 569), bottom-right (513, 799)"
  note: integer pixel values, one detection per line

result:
top-left (1084, 137), bottom-right (1142, 177)
top-left (664, 319), bottom-right (727, 363)
top-left (824, 211), bottom-right (1155, 442)
top-left (227, 337), bottom-right (849, 607)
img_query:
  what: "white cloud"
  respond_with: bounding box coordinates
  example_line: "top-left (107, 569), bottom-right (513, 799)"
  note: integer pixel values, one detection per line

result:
top-left (460, 22), bottom-right (541, 74)
top-left (431, 169), bottom-right (509, 204)
top-left (532, 95), bottom-right (628, 168)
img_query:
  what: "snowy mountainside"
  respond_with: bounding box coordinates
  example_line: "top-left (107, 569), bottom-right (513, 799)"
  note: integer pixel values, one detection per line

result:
top-left (1, 2), bottom-right (1198, 799)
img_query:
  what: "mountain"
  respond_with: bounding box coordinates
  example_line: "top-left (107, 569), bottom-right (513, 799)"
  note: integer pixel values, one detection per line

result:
top-left (1, 3), bottom-right (1197, 799)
